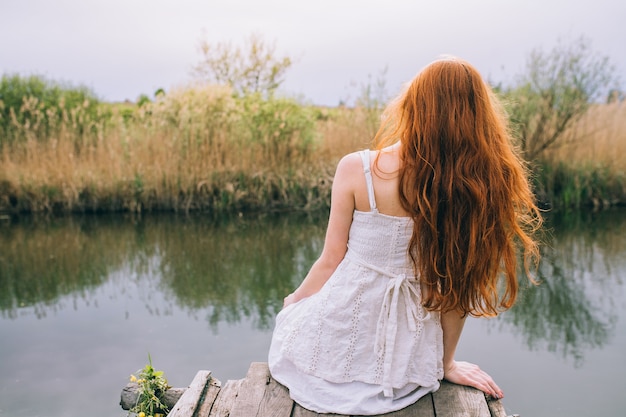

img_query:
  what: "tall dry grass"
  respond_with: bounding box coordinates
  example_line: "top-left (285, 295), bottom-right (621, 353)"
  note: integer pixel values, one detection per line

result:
top-left (544, 102), bottom-right (626, 169)
top-left (535, 102), bottom-right (626, 209)
top-left (1, 85), bottom-right (624, 214)
top-left (315, 106), bottom-right (377, 158)
top-left (1, 85), bottom-right (342, 213)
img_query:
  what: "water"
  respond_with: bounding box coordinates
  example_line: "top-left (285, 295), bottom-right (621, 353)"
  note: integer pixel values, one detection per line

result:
top-left (0, 209), bottom-right (624, 417)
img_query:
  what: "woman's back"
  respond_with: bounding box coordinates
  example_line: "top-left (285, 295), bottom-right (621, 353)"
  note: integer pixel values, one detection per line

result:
top-left (269, 148), bottom-right (444, 414)
top-left (349, 148), bottom-right (414, 271)
top-left (352, 144), bottom-right (410, 218)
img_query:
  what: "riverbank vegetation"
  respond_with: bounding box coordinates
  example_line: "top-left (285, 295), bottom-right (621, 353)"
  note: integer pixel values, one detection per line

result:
top-left (0, 36), bottom-right (624, 214)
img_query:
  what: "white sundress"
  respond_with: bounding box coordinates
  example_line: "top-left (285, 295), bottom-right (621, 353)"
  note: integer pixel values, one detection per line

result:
top-left (268, 150), bottom-right (444, 415)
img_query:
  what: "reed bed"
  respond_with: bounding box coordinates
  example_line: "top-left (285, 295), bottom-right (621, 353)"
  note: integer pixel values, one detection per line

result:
top-left (544, 102), bottom-right (626, 170)
top-left (535, 101), bottom-right (626, 209)
top-left (0, 84), bottom-right (624, 214)
top-left (1, 85), bottom-right (343, 213)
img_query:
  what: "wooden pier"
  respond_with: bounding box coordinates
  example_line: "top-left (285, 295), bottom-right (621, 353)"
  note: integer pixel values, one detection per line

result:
top-left (121, 362), bottom-right (510, 417)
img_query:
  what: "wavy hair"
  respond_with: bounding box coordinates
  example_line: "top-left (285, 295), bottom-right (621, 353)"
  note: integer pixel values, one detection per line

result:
top-left (375, 57), bottom-right (542, 317)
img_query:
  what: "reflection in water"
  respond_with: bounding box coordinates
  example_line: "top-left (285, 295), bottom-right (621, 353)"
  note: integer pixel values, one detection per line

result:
top-left (502, 210), bottom-right (626, 364)
top-left (1, 209), bottom-right (625, 359)
top-left (0, 215), bottom-right (125, 319)
top-left (155, 212), bottom-right (326, 329)
top-left (0, 211), bottom-right (327, 330)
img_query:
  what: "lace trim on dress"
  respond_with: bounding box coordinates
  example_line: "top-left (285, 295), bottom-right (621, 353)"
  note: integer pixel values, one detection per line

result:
top-left (345, 250), bottom-right (431, 397)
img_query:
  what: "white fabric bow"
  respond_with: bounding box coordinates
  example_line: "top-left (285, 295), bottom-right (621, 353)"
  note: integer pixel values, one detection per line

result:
top-left (375, 273), bottom-right (430, 397)
top-left (346, 250), bottom-right (430, 397)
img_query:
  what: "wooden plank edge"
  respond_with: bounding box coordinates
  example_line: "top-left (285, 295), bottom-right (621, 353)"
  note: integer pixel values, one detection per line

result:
top-left (486, 396), bottom-right (508, 417)
top-left (208, 378), bottom-right (246, 417)
top-left (258, 369), bottom-right (293, 417)
top-left (431, 381), bottom-right (490, 417)
top-left (194, 377), bottom-right (223, 417)
top-left (167, 370), bottom-right (212, 417)
top-left (228, 362), bottom-right (272, 417)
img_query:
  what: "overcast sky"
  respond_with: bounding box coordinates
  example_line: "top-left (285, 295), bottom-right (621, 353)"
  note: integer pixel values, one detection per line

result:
top-left (1, 0), bottom-right (624, 105)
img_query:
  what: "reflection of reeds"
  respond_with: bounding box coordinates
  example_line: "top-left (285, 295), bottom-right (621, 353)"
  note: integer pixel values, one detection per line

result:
top-left (0, 216), bottom-right (136, 318)
top-left (503, 209), bottom-right (626, 363)
top-left (0, 212), bottom-right (327, 328)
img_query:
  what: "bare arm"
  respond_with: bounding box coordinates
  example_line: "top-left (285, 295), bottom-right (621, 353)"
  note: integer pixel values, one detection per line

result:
top-left (441, 310), bottom-right (504, 399)
top-left (283, 154), bottom-right (358, 307)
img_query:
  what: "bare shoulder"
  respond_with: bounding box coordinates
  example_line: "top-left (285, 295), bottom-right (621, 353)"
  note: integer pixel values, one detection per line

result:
top-left (334, 151), bottom-right (365, 182)
top-left (337, 151), bottom-right (363, 169)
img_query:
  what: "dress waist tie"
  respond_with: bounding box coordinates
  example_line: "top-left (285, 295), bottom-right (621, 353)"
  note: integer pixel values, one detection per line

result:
top-left (345, 250), bottom-right (430, 397)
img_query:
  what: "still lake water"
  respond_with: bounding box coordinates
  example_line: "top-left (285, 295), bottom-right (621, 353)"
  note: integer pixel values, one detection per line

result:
top-left (0, 209), bottom-right (625, 417)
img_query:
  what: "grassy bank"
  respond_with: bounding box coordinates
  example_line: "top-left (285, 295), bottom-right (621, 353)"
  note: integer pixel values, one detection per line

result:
top-left (534, 102), bottom-right (626, 210)
top-left (0, 84), bottom-right (624, 214)
top-left (0, 84), bottom-right (373, 214)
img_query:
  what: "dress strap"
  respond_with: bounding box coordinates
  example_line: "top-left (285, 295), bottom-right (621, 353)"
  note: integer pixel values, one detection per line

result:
top-left (359, 150), bottom-right (377, 212)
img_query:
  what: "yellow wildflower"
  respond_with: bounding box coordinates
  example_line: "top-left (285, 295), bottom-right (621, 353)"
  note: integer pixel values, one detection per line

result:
top-left (138, 412), bottom-right (145, 417)
top-left (130, 375), bottom-right (137, 383)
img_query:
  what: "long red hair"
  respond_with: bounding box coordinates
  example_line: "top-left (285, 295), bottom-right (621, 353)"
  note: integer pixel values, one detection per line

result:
top-left (375, 57), bottom-right (542, 317)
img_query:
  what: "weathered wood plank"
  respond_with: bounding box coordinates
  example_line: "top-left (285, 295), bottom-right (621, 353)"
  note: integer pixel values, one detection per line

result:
top-left (168, 370), bottom-right (212, 417)
top-left (258, 373), bottom-right (293, 417)
top-left (292, 403), bottom-right (340, 417)
top-left (208, 378), bottom-right (245, 417)
top-left (357, 392), bottom-right (435, 417)
top-left (228, 362), bottom-right (270, 417)
top-left (119, 362), bottom-right (508, 417)
top-left (431, 381), bottom-right (490, 417)
top-left (485, 397), bottom-right (507, 417)
top-left (291, 385), bottom-right (436, 417)
top-left (194, 377), bottom-right (223, 417)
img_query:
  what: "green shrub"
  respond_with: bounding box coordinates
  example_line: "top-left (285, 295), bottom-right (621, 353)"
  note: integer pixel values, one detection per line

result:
top-left (0, 74), bottom-right (100, 146)
top-left (236, 93), bottom-right (318, 161)
top-left (138, 83), bottom-right (238, 149)
top-left (134, 84), bottom-right (317, 165)
top-left (534, 161), bottom-right (625, 210)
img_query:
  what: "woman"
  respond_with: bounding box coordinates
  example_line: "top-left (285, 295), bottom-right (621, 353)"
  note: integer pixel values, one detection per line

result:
top-left (268, 56), bottom-right (542, 415)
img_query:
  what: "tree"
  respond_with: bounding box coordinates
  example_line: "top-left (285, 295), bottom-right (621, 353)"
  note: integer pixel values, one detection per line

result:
top-left (192, 33), bottom-right (293, 97)
top-left (503, 36), bottom-right (620, 161)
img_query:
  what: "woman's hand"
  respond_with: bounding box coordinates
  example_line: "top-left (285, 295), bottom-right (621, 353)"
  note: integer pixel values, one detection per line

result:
top-left (282, 292), bottom-right (299, 309)
top-left (444, 360), bottom-right (504, 400)
top-left (279, 153), bottom-right (358, 312)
